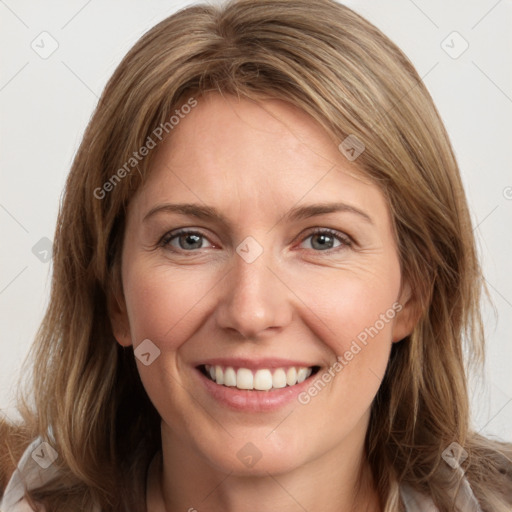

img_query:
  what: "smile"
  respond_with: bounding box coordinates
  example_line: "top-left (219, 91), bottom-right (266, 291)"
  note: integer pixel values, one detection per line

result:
top-left (199, 364), bottom-right (321, 391)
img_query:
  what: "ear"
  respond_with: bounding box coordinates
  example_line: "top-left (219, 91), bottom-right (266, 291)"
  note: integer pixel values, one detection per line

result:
top-left (391, 280), bottom-right (421, 343)
top-left (108, 289), bottom-right (132, 347)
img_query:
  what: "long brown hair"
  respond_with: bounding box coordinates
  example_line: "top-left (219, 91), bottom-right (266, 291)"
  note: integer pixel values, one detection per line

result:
top-left (2, 0), bottom-right (511, 510)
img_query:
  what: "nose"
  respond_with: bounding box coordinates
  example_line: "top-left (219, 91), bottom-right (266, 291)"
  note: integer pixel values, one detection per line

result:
top-left (214, 243), bottom-right (293, 339)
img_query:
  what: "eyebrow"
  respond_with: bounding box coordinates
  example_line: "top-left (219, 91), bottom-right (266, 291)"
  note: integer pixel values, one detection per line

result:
top-left (143, 201), bottom-right (373, 226)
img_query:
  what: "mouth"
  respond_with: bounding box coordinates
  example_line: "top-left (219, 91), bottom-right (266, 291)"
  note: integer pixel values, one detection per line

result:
top-left (197, 364), bottom-right (321, 392)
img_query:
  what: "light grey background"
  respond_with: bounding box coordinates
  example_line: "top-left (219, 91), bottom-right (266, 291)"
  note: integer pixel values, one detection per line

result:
top-left (1, 0), bottom-right (511, 442)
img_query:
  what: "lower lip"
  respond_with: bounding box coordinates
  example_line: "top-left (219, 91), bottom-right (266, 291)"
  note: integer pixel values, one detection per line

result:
top-left (195, 367), bottom-right (319, 412)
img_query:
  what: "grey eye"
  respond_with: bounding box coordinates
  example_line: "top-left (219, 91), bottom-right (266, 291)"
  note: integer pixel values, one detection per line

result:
top-left (164, 231), bottom-right (213, 251)
top-left (300, 232), bottom-right (344, 251)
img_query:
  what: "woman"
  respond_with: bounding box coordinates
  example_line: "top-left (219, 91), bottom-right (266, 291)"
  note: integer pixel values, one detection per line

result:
top-left (1, 0), bottom-right (511, 510)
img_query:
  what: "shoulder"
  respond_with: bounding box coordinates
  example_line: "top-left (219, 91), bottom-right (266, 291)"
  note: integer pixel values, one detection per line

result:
top-left (399, 470), bottom-right (485, 512)
top-left (400, 482), bottom-right (440, 512)
top-left (1, 432), bottom-right (106, 512)
top-left (0, 498), bottom-right (39, 512)
top-left (0, 436), bottom-right (57, 512)
top-left (0, 418), bottom-right (33, 494)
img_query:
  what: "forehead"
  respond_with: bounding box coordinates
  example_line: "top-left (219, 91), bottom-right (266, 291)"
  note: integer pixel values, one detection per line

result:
top-left (158, 92), bottom-right (365, 177)
top-left (129, 92), bottom-right (387, 225)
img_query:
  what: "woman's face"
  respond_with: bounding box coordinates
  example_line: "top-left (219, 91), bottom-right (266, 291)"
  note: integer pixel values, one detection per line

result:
top-left (112, 92), bottom-right (414, 476)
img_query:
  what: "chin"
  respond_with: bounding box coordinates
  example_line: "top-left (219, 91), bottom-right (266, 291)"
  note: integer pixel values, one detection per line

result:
top-left (196, 431), bottom-right (309, 476)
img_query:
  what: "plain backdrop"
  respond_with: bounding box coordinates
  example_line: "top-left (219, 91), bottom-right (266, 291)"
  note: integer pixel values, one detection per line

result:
top-left (1, 0), bottom-right (511, 442)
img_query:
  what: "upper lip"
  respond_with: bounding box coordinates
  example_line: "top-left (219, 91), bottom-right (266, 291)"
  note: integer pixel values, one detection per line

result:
top-left (195, 358), bottom-right (319, 370)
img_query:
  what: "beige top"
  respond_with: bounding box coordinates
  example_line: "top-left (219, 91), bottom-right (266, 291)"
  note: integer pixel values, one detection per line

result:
top-left (1, 437), bottom-right (483, 511)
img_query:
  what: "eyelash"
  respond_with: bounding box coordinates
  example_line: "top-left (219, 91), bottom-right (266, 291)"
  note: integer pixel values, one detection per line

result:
top-left (158, 227), bottom-right (353, 254)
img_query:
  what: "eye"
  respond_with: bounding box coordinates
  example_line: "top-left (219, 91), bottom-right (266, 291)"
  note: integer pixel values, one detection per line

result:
top-left (298, 228), bottom-right (352, 252)
top-left (160, 229), bottom-right (214, 251)
top-left (158, 227), bottom-right (352, 254)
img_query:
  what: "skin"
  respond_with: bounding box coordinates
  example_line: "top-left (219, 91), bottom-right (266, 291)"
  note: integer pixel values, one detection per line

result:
top-left (110, 92), bottom-right (417, 512)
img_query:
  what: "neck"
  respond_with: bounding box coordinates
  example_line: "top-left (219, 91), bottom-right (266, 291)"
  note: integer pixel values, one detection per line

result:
top-left (149, 421), bottom-right (382, 512)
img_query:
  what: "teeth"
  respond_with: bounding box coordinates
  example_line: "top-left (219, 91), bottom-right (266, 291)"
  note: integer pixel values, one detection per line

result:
top-left (215, 366), bottom-right (224, 385)
top-left (203, 365), bottom-right (314, 390)
top-left (253, 369), bottom-right (272, 391)
top-left (286, 367), bottom-right (297, 386)
top-left (224, 367), bottom-right (237, 387)
top-left (237, 368), bottom-right (253, 390)
top-left (297, 367), bottom-right (309, 383)
top-left (272, 368), bottom-right (287, 389)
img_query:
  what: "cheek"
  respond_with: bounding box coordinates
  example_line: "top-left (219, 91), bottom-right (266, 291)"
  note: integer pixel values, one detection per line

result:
top-left (293, 270), bottom-right (401, 423)
top-left (287, 259), bottom-right (402, 419)
top-left (290, 262), bottom-right (402, 357)
top-left (123, 263), bottom-right (217, 347)
top-left (121, 263), bottom-right (219, 416)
